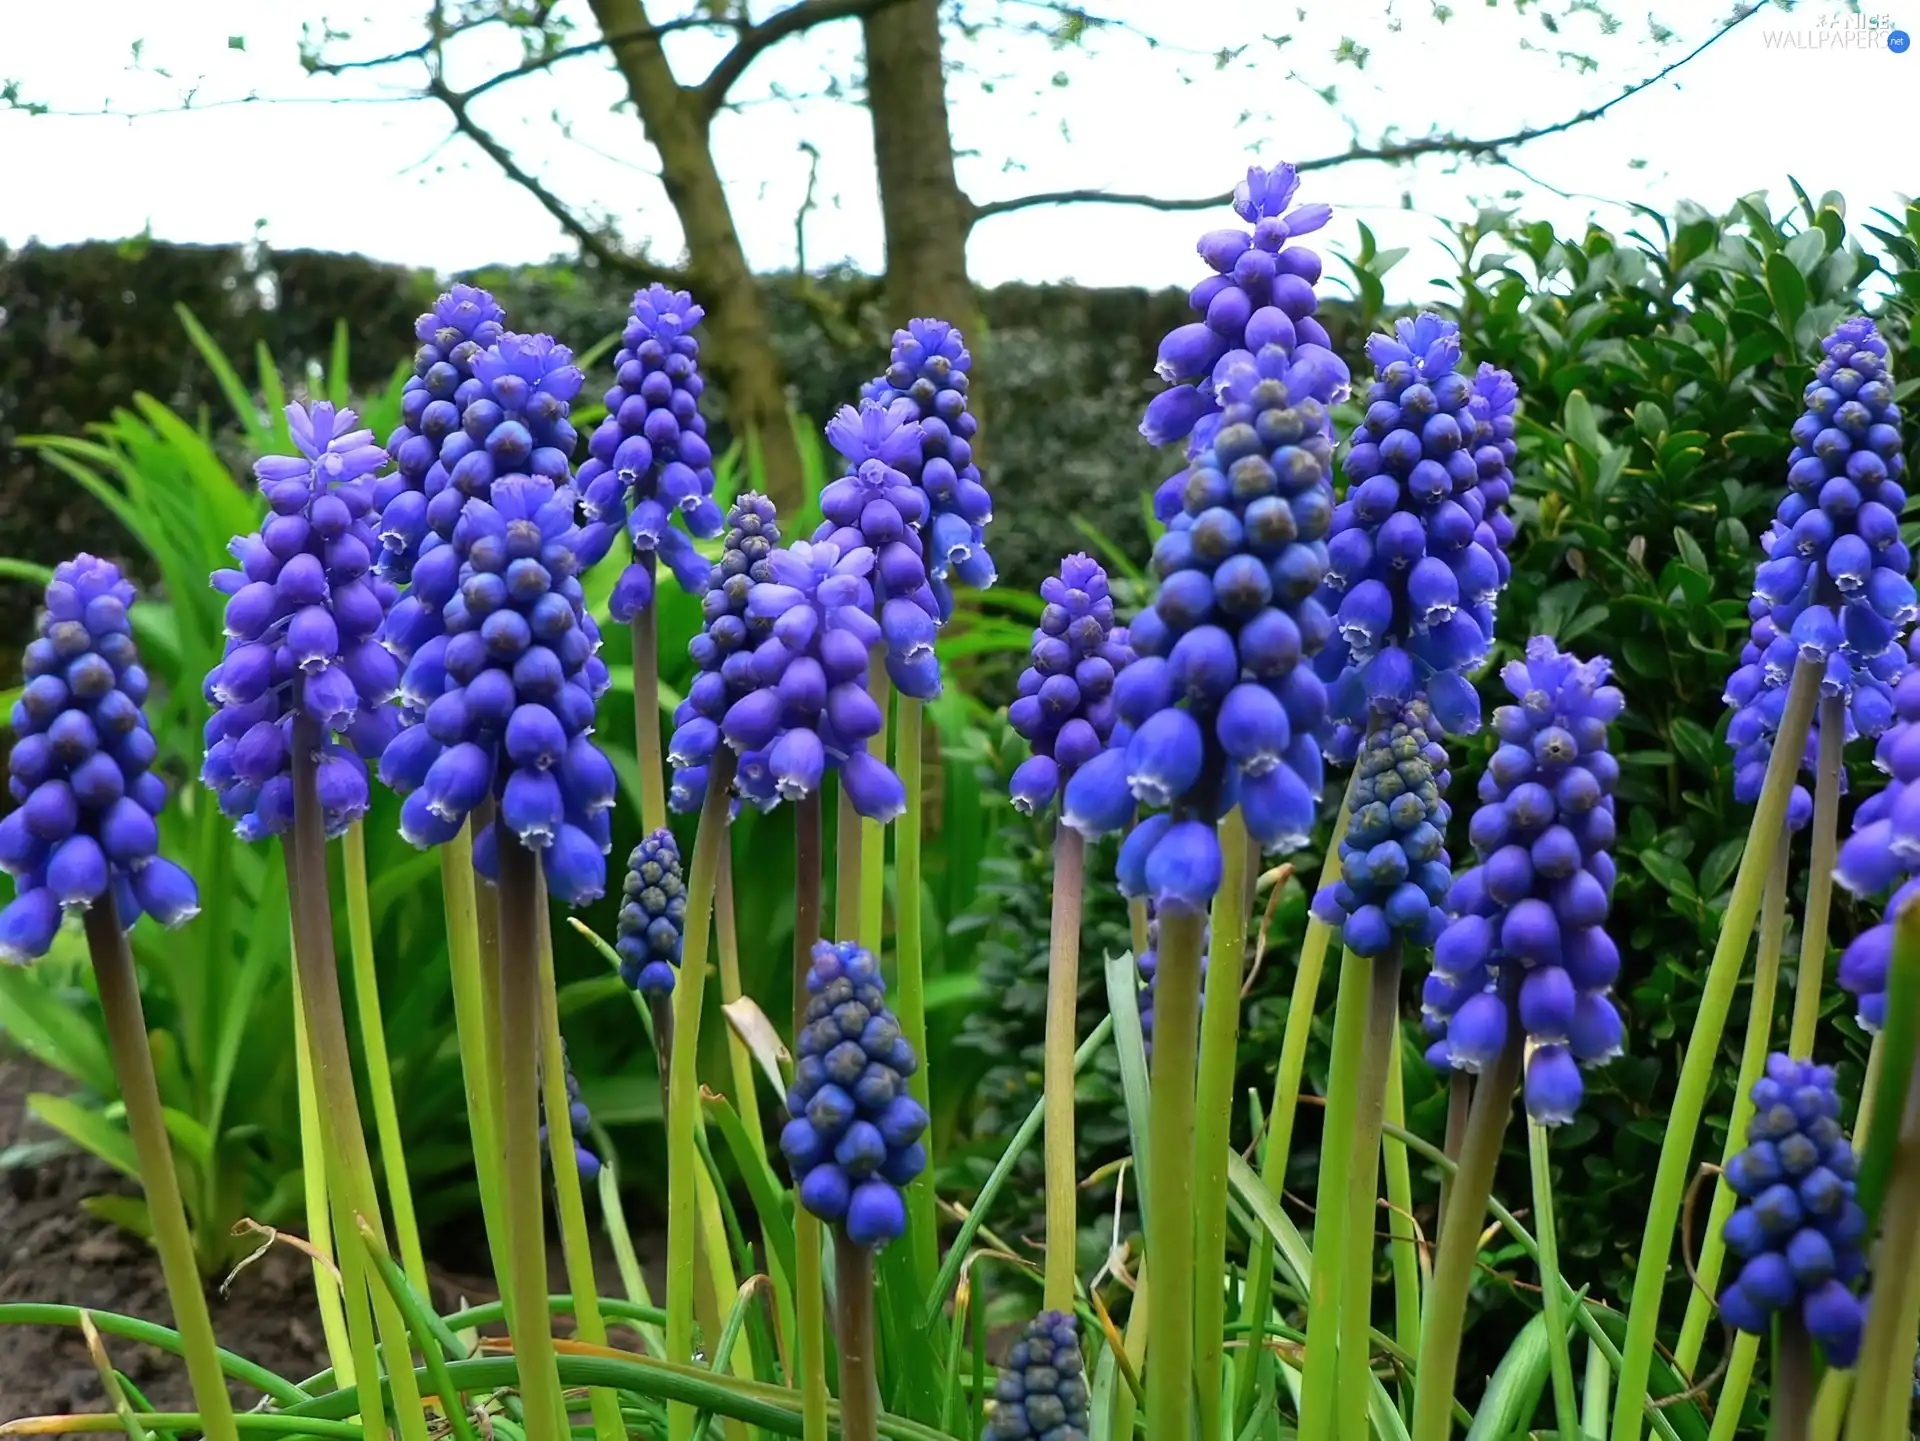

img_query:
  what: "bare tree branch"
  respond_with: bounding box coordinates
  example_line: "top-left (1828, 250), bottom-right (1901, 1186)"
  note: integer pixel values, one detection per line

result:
top-left (966, 2), bottom-right (1758, 226)
top-left (695, 0), bottom-right (908, 115)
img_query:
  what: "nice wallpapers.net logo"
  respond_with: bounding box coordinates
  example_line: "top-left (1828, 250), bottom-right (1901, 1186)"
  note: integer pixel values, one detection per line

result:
top-left (1762, 10), bottom-right (1909, 49)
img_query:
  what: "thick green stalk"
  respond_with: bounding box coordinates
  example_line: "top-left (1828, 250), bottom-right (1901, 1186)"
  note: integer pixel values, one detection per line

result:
top-left (1611, 654), bottom-right (1821, 1441)
top-left (1582, 1333), bottom-right (1611, 1440)
top-left (632, 559), bottom-right (667, 835)
top-left (893, 695), bottom-right (937, 1291)
top-left (1109, 1261), bottom-right (1149, 1441)
top-left (836, 785), bottom-right (863, 938)
top-left (1382, 1033), bottom-right (1420, 1417)
top-left (714, 845), bottom-right (766, 1161)
top-left (1773, 1314), bottom-right (1815, 1441)
top-left (1192, 810), bottom-right (1252, 1441)
top-left (1128, 895), bottom-right (1150, 963)
top-left (356, 1217), bottom-right (480, 1441)
top-left (859, 654), bottom-right (890, 955)
top-left (1336, 945), bottom-right (1405, 1441)
top-left (1145, 910), bottom-right (1206, 1441)
top-left (1528, 1106), bottom-right (1579, 1441)
top-left (668, 750), bottom-right (738, 1441)
top-left (1844, 1061), bottom-right (1920, 1441)
top-left (796, 792), bottom-right (831, 1441)
top-left (343, 821), bottom-right (428, 1296)
top-left (292, 963), bottom-right (355, 1388)
top-left (1707, 1333), bottom-right (1761, 1441)
top-left (1438, 1071), bottom-right (1470, 1235)
top-left (1411, 1037), bottom-right (1523, 1441)
top-left (533, 896), bottom-right (625, 1441)
top-left (82, 899), bottom-right (239, 1441)
top-left (1790, 693), bottom-right (1846, 1058)
top-left (1043, 823), bottom-right (1088, 1313)
top-left (494, 836), bottom-right (567, 1441)
top-left (440, 832), bottom-right (514, 1308)
top-left (316, 1074), bottom-right (384, 1436)
top-left (1297, 945), bottom-right (1371, 1437)
top-left (833, 1234), bottom-right (880, 1441)
top-left (1677, 842), bottom-right (1790, 1377)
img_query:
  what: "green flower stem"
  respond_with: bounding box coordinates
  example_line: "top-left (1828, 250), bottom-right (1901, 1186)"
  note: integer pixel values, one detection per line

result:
top-left (1582, 1331), bottom-right (1612, 1439)
top-left (473, 796), bottom-right (509, 1113)
top-left (493, 834), bottom-right (567, 1441)
top-left (893, 695), bottom-right (937, 1292)
top-left (1438, 1071), bottom-right (1470, 1234)
top-left (836, 785), bottom-right (863, 938)
top-left (533, 893), bottom-right (626, 1441)
top-left (1411, 1036), bottom-right (1523, 1441)
top-left (667, 749), bottom-right (738, 1441)
top-left (832, 1234), bottom-right (880, 1441)
top-left (81, 898), bottom-right (240, 1441)
top-left (439, 829), bottom-right (514, 1310)
top-left (1790, 694), bottom-right (1846, 1059)
top-left (323, 1120), bottom-right (384, 1437)
top-left (1706, 1333), bottom-right (1761, 1441)
top-left (342, 820), bottom-right (428, 1297)
top-left (1297, 944), bottom-right (1371, 1438)
top-left (796, 790), bottom-right (831, 1441)
top-left (1043, 822), bottom-right (1089, 1314)
top-left (714, 844), bottom-right (767, 1163)
top-left (0, 1304), bottom-right (310, 1407)
top-left (292, 961), bottom-right (356, 1389)
top-left (1528, 1103), bottom-right (1579, 1441)
top-left (1336, 944), bottom-right (1405, 1441)
top-left (1854, 895), bottom-right (1920, 1228)
top-left (1145, 909), bottom-right (1206, 1441)
top-left (356, 1216), bottom-right (481, 1441)
top-left (1382, 1031), bottom-right (1420, 1416)
top-left (1774, 1313), bottom-right (1815, 1441)
top-left (859, 654), bottom-right (891, 955)
top-left (1677, 842), bottom-right (1790, 1378)
top-left (1611, 653), bottom-right (1822, 1441)
top-left (1844, 1055), bottom-right (1920, 1440)
top-left (285, 716), bottom-right (431, 1441)
top-left (1231, 788), bottom-right (1348, 1432)
top-left (1193, 810), bottom-right (1253, 1441)
top-left (1128, 894), bottom-right (1150, 962)
top-left (631, 557), bottom-right (667, 835)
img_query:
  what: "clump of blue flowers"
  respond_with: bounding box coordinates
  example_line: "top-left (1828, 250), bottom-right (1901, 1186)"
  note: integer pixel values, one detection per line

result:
top-left (667, 493), bottom-right (781, 813)
top-left (1424, 638), bottom-right (1624, 1124)
top-left (202, 403), bottom-right (402, 842)
top-left (1310, 699), bottom-right (1452, 957)
top-left (576, 285), bottom-right (724, 619)
top-left (616, 828), bottom-right (686, 995)
top-left (986, 1310), bottom-right (1090, 1441)
top-left (1, 556), bottom-right (198, 959)
top-left (863, 319), bottom-right (994, 621)
top-left (540, 1043), bottom-right (602, 1185)
top-left (1315, 314), bottom-right (1513, 743)
top-left (1140, 162), bottom-right (1334, 456)
top-left (779, 940), bottom-right (929, 1247)
top-left (1008, 554), bottom-right (1134, 815)
top-left (1716, 1054), bottom-right (1868, 1367)
top-left (376, 285), bottom-right (509, 585)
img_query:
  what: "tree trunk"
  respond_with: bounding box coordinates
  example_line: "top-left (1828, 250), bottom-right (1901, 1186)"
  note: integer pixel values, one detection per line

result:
top-left (588, 0), bottom-right (804, 513)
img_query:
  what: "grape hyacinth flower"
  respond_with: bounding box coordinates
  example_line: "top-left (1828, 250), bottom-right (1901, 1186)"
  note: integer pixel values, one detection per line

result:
top-left (861, 319), bottom-right (994, 621)
top-left (201, 403), bottom-right (402, 843)
top-left (375, 285), bottom-right (509, 585)
top-left (379, 470), bottom-right (617, 904)
top-left (616, 828), bottom-right (686, 995)
top-left (1314, 314), bottom-right (1516, 743)
top-left (985, 1310), bottom-right (1091, 1441)
top-left (1008, 555), bottom-right (1135, 815)
top-left (540, 1045), bottom-right (602, 1185)
top-left (702, 537), bottom-right (906, 820)
top-left (1424, 638), bottom-right (1625, 1124)
top-left (1065, 335), bottom-right (1350, 906)
top-left (1, 557), bottom-right (198, 959)
top-left (666, 493), bottom-right (781, 813)
top-left (1140, 162), bottom-right (1335, 458)
top-left (381, 331), bottom-right (586, 662)
top-left (1715, 1055), bottom-right (1868, 1367)
top-left (779, 940), bottom-right (929, 1247)
top-left (576, 285), bottom-right (724, 618)
top-left (811, 400), bottom-right (943, 699)
top-left (1310, 699), bottom-right (1452, 957)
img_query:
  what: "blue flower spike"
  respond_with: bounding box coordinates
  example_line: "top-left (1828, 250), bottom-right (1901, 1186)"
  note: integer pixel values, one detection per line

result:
top-left (1836, 630), bottom-right (1920, 1030)
top-left (986, 1310), bottom-right (1091, 1441)
top-left (1008, 554), bottom-right (1135, 816)
top-left (616, 828), bottom-right (687, 995)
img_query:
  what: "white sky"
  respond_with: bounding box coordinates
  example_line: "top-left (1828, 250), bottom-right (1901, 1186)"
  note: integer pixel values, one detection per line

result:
top-left (3, 1), bottom-right (1918, 303)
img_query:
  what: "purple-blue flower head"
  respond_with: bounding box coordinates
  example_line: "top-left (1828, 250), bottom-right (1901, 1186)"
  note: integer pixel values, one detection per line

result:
top-left (380, 331), bottom-right (585, 661)
top-left (539, 1042), bottom-right (602, 1186)
top-left (1715, 1054), bottom-right (1867, 1367)
top-left (577, 285), bottom-right (724, 622)
top-left (1423, 637), bottom-right (1624, 1125)
top-left (668, 493), bottom-right (782, 813)
top-left (778, 939), bottom-right (928, 1248)
top-left (1309, 699), bottom-right (1452, 958)
top-left (1140, 162), bottom-right (1334, 456)
top-left (862, 318), bottom-right (994, 622)
top-left (1008, 554), bottom-right (1135, 815)
top-left (375, 286), bottom-right (509, 585)
top-left (202, 403), bottom-right (401, 842)
top-left (1314, 313), bottom-right (1517, 743)
top-left (616, 828), bottom-right (687, 995)
top-left (986, 1311), bottom-right (1090, 1441)
top-left (380, 471), bottom-right (616, 905)
top-left (2, 556), bottom-right (198, 960)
